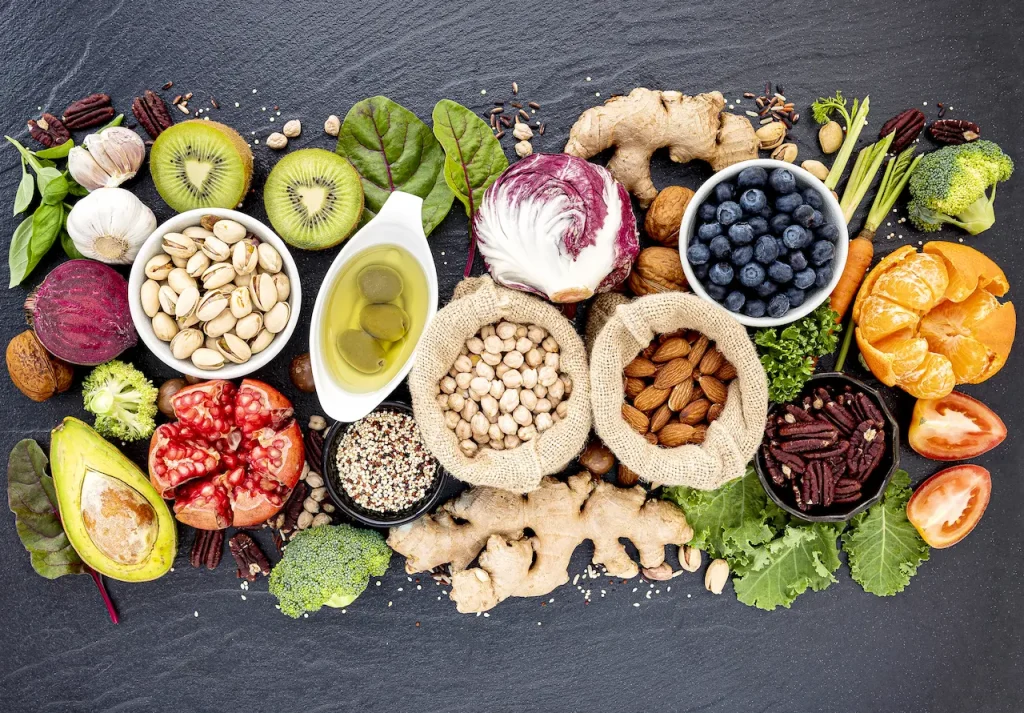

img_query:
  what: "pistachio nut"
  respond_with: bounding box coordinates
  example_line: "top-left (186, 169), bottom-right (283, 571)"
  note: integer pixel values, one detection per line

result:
top-left (152, 312), bottom-right (178, 341)
top-left (174, 286), bottom-right (200, 319)
top-left (200, 235), bottom-right (230, 262)
top-left (212, 219), bottom-right (247, 245)
top-left (249, 273), bottom-right (278, 312)
top-left (215, 332), bottom-right (252, 364)
top-left (202, 262), bottom-right (236, 290)
top-left (182, 226), bottom-right (214, 241)
top-left (771, 142), bottom-right (798, 163)
top-left (755, 121), bottom-right (787, 150)
top-left (203, 309), bottom-right (237, 338)
top-left (234, 312), bottom-right (263, 340)
top-left (232, 240), bottom-right (258, 275)
top-left (141, 279), bottom-right (161, 318)
top-left (263, 301), bottom-right (290, 334)
top-left (186, 251), bottom-right (211, 278)
top-left (167, 267), bottom-right (197, 294)
top-left (205, 336), bottom-right (219, 350)
top-left (229, 286), bottom-right (253, 319)
top-left (234, 271), bottom-right (252, 288)
top-left (196, 290), bottom-right (229, 322)
top-left (157, 285), bottom-right (178, 315)
top-left (191, 347), bottom-right (225, 370)
top-left (257, 243), bottom-right (283, 274)
top-left (162, 232), bottom-right (197, 259)
top-left (818, 120), bottom-right (844, 154)
top-left (248, 328), bottom-right (275, 354)
top-left (177, 313), bottom-right (200, 329)
top-left (170, 328), bottom-right (204, 360)
top-left (801, 159), bottom-right (830, 182)
top-left (171, 255), bottom-right (189, 268)
top-left (145, 253), bottom-right (174, 281)
top-left (272, 272), bottom-right (291, 302)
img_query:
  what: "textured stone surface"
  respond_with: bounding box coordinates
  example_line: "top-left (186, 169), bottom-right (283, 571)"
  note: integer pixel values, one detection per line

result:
top-left (0, 1), bottom-right (1020, 711)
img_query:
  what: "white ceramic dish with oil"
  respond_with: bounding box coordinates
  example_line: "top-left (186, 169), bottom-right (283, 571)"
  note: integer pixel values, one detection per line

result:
top-left (309, 191), bottom-right (439, 422)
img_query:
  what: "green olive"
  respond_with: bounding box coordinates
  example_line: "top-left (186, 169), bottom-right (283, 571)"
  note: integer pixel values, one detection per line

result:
top-left (357, 264), bottom-right (403, 303)
top-left (360, 303), bottom-right (410, 342)
top-left (336, 329), bottom-right (386, 374)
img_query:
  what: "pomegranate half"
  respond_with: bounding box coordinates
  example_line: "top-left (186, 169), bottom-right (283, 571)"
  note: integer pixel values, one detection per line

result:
top-left (149, 379), bottom-right (305, 529)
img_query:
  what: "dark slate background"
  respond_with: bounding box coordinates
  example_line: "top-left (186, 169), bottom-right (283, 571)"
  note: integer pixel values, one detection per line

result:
top-left (0, 1), bottom-right (1020, 711)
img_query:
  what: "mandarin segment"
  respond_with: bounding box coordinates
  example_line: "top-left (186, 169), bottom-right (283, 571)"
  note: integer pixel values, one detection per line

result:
top-left (923, 241), bottom-right (1009, 301)
top-left (856, 295), bottom-right (921, 343)
top-left (870, 252), bottom-right (948, 312)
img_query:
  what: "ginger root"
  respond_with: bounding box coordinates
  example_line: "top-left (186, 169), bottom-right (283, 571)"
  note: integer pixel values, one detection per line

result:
top-left (387, 472), bottom-right (693, 613)
top-left (564, 88), bottom-right (758, 208)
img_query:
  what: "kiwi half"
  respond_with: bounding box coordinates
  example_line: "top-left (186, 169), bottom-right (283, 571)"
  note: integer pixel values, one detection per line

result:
top-left (263, 149), bottom-right (364, 250)
top-left (150, 120), bottom-right (253, 212)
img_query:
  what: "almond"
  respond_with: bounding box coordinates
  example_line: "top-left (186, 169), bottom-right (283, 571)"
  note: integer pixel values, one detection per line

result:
top-left (618, 464), bottom-right (640, 486)
top-left (667, 379), bottom-right (694, 411)
top-left (698, 375), bottom-right (728, 404)
top-left (698, 348), bottom-right (724, 376)
top-left (652, 337), bottom-right (689, 363)
top-left (707, 402), bottom-right (724, 422)
top-left (686, 335), bottom-right (710, 365)
top-left (716, 362), bottom-right (738, 381)
top-left (691, 424), bottom-right (708, 443)
top-left (679, 398), bottom-right (710, 425)
top-left (658, 422), bottom-right (696, 447)
top-left (624, 356), bottom-right (657, 377)
top-left (650, 404), bottom-right (672, 432)
top-left (625, 376), bottom-right (646, 399)
top-left (653, 357), bottom-right (693, 389)
top-left (644, 432), bottom-right (659, 445)
top-left (633, 385), bottom-right (671, 412)
top-left (622, 403), bottom-right (650, 434)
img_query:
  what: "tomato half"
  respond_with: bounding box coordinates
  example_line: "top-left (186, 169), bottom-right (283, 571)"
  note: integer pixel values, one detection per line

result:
top-left (907, 465), bottom-right (991, 548)
top-left (908, 391), bottom-right (1006, 461)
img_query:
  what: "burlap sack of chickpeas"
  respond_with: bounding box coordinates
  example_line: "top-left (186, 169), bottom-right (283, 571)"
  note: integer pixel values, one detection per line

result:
top-left (409, 276), bottom-right (592, 493)
top-left (588, 292), bottom-right (768, 490)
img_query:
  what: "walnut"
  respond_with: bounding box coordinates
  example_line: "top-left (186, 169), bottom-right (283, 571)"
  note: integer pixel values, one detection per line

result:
top-left (644, 186), bottom-right (694, 247)
top-left (6, 330), bottom-right (73, 402)
top-left (627, 247), bottom-right (688, 296)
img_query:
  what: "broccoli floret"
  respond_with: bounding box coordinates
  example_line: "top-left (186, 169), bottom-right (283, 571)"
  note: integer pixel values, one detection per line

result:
top-left (907, 140), bottom-right (1014, 235)
top-left (82, 360), bottom-right (158, 441)
top-left (269, 524), bottom-right (391, 618)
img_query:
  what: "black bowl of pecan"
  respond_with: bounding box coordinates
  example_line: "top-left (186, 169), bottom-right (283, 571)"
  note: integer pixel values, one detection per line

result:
top-left (755, 373), bottom-right (900, 522)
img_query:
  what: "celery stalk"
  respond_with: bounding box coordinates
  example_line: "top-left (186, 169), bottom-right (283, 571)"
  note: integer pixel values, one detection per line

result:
top-left (861, 148), bottom-right (923, 235)
top-left (839, 132), bottom-right (894, 223)
top-left (824, 96), bottom-right (870, 191)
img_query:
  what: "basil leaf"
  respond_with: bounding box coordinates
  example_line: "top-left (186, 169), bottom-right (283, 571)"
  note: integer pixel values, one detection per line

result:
top-left (36, 167), bottom-right (68, 205)
top-left (14, 159), bottom-right (34, 215)
top-left (60, 228), bottom-right (84, 259)
top-left (34, 139), bottom-right (74, 160)
top-left (7, 215), bottom-right (34, 287)
top-left (431, 99), bottom-right (507, 218)
top-left (99, 113), bottom-right (124, 130)
top-left (338, 96), bottom-right (454, 236)
top-left (66, 173), bottom-right (89, 197)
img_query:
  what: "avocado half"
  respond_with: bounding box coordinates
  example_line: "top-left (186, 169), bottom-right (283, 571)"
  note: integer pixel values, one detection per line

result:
top-left (50, 418), bottom-right (176, 582)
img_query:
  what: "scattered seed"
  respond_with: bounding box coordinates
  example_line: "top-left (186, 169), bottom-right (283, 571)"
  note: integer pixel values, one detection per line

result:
top-left (759, 117), bottom-right (774, 125)
top-left (183, 92), bottom-right (193, 101)
top-left (177, 104), bottom-right (190, 114)
top-left (510, 101), bottom-right (523, 109)
top-left (162, 81), bottom-right (173, 90)
top-left (538, 123), bottom-right (545, 135)
top-left (518, 109), bottom-right (530, 121)
top-left (745, 110), bottom-right (759, 117)
top-left (743, 92), bottom-right (756, 98)
top-left (500, 116), bottom-right (512, 128)
top-left (493, 101), bottom-right (505, 107)
top-left (512, 81), bottom-right (519, 95)
top-left (528, 101), bottom-right (540, 110)
top-left (172, 94), bottom-right (182, 104)
top-left (490, 106), bottom-right (504, 114)
top-left (495, 130), bottom-right (505, 139)
top-left (210, 97), bottom-right (219, 109)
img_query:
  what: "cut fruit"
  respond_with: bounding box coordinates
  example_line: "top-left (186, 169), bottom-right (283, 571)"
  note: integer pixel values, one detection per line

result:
top-left (150, 120), bottom-right (253, 212)
top-left (263, 148), bottom-right (364, 250)
top-left (909, 391), bottom-right (1006, 461)
top-left (907, 464), bottom-right (991, 548)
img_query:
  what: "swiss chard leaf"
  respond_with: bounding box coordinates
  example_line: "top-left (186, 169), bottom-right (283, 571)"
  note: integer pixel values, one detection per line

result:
top-left (338, 96), bottom-right (454, 236)
top-left (6, 439), bottom-right (85, 579)
top-left (842, 471), bottom-right (930, 596)
top-left (431, 99), bottom-right (507, 219)
top-left (14, 158), bottom-right (34, 215)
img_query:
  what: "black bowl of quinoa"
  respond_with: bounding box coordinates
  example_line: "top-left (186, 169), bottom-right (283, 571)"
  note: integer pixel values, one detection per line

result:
top-left (322, 401), bottom-right (450, 528)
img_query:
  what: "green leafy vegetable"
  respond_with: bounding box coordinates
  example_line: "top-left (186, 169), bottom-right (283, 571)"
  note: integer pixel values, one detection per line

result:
top-left (14, 159), bottom-right (33, 215)
top-left (337, 96), bottom-right (454, 237)
top-left (34, 140), bottom-right (75, 160)
top-left (859, 146), bottom-right (922, 238)
top-left (8, 216), bottom-right (34, 288)
top-left (811, 90), bottom-right (858, 128)
top-left (842, 471), bottom-right (930, 596)
top-left (82, 360), bottom-right (159, 441)
top-left (60, 229), bottom-right (84, 259)
top-left (37, 167), bottom-right (69, 205)
top-left (755, 303), bottom-right (840, 403)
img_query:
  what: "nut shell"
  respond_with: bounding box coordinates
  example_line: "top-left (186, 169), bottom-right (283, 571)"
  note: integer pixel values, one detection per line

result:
top-left (628, 247), bottom-right (688, 296)
top-left (6, 330), bottom-right (72, 402)
top-left (644, 186), bottom-right (694, 247)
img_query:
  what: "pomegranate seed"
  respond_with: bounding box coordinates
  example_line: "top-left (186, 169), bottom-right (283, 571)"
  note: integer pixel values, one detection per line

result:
top-left (202, 483), bottom-right (214, 495)
top-left (155, 463), bottom-right (166, 475)
top-left (191, 451), bottom-right (206, 461)
top-left (273, 458), bottom-right (283, 468)
top-left (269, 448), bottom-right (281, 459)
top-left (273, 439), bottom-right (285, 448)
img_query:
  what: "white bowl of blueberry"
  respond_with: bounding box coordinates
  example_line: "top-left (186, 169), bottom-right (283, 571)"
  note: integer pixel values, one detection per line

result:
top-left (679, 159), bottom-right (848, 327)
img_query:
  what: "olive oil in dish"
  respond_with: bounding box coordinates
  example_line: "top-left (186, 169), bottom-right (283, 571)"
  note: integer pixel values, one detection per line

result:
top-left (321, 244), bottom-right (427, 393)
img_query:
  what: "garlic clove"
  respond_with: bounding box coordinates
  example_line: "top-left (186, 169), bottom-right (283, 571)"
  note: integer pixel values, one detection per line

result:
top-left (68, 127), bottom-right (146, 191)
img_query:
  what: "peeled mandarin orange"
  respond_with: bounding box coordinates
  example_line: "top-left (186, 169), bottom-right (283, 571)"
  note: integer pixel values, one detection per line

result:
top-left (923, 241), bottom-right (1009, 302)
top-left (899, 353), bottom-right (957, 400)
top-left (856, 296), bottom-right (921, 343)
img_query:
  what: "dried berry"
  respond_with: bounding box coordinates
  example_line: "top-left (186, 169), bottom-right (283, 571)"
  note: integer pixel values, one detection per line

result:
top-left (27, 113), bottom-right (70, 147)
top-left (929, 119), bottom-right (980, 145)
top-left (132, 90), bottom-right (174, 138)
top-left (62, 93), bottom-right (115, 130)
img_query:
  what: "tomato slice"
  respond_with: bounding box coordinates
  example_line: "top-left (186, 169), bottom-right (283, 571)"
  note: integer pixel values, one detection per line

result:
top-left (907, 465), bottom-right (991, 548)
top-left (908, 391), bottom-right (1006, 461)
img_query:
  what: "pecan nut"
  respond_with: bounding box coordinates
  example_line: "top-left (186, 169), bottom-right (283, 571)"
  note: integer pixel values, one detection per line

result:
top-left (304, 428), bottom-right (324, 471)
top-left (189, 528), bottom-right (224, 570)
top-left (27, 113), bottom-right (71, 147)
top-left (878, 109), bottom-right (925, 153)
top-left (280, 480), bottom-right (311, 533)
top-left (228, 533), bottom-right (271, 581)
top-left (62, 93), bottom-right (115, 130)
top-left (132, 90), bottom-right (174, 138)
top-left (929, 119), bottom-right (980, 145)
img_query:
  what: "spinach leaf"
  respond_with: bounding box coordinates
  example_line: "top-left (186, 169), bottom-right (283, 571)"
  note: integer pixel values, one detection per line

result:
top-left (337, 96), bottom-right (454, 236)
top-left (432, 99), bottom-right (507, 218)
top-left (34, 139), bottom-right (75, 160)
top-left (8, 216), bottom-right (34, 287)
top-left (14, 158), bottom-right (34, 215)
top-left (37, 167), bottom-right (69, 205)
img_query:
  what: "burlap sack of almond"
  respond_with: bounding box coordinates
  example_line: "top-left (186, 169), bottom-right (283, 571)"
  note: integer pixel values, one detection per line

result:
top-left (588, 292), bottom-right (768, 490)
top-left (409, 276), bottom-right (592, 493)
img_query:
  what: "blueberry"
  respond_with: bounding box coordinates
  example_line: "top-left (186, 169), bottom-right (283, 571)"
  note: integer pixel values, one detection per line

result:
top-left (724, 291), bottom-right (746, 312)
top-left (792, 204), bottom-right (816, 227)
top-left (743, 299), bottom-right (767, 318)
top-left (754, 235), bottom-right (779, 264)
top-left (815, 264), bottom-right (834, 288)
top-left (817, 223), bottom-right (840, 242)
top-left (789, 250), bottom-right (808, 271)
top-left (786, 287), bottom-right (806, 308)
top-left (717, 201), bottom-right (743, 226)
top-left (808, 210), bottom-right (825, 229)
top-left (756, 281), bottom-right (778, 297)
top-left (739, 188), bottom-right (767, 214)
top-left (769, 168), bottom-right (797, 194)
top-left (709, 235), bottom-right (732, 259)
top-left (706, 283), bottom-right (727, 301)
top-left (739, 262), bottom-right (765, 288)
top-left (694, 263), bottom-right (709, 280)
top-left (686, 243), bottom-right (711, 265)
top-left (728, 222), bottom-right (755, 245)
top-left (811, 240), bottom-right (835, 266)
top-left (758, 206), bottom-right (774, 220)
top-left (737, 167), bottom-right (768, 188)
top-left (714, 182), bottom-right (736, 203)
top-left (774, 237), bottom-right (789, 258)
top-left (775, 192), bottom-right (804, 214)
top-left (697, 222), bottom-right (722, 241)
top-left (768, 261), bottom-right (794, 284)
top-left (730, 245), bottom-right (754, 267)
top-left (794, 268), bottom-right (817, 290)
top-left (801, 189), bottom-right (824, 209)
top-left (748, 216), bottom-right (769, 236)
top-left (698, 202), bottom-right (718, 222)
top-left (709, 262), bottom-right (734, 286)
top-left (782, 224), bottom-right (812, 250)
top-left (770, 213), bottom-right (792, 234)
top-left (767, 293), bottom-right (791, 319)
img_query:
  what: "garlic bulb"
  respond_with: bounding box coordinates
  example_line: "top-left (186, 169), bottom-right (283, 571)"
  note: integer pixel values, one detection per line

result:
top-left (66, 187), bottom-right (156, 264)
top-left (67, 127), bottom-right (146, 191)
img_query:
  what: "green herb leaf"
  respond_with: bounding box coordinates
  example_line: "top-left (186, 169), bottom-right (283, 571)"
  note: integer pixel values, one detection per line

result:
top-left (10, 203), bottom-right (65, 287)
top-left (6, 439), bottom-right (85, 579)
top-left (842, 471), bottom-right (930, 596)
top-left (732, 523), bottom-right (843, 611)
top-left (755, 303), bottom-right (840, 403)
top-left (34, 139), bottom-right (75, 160)
top-left (338, 96), bottom-right (455, 236)
top-left (431, 99), bottom-right (507, 218)
top-left (14, 158), bottom-right (34, 215)
top-left (8, 215), bottom-right (35, 288)
top-left (60, 228), bottom-right (84, 259)
top-left (66, 173), bottom-right (89, 197)
top-left (99, 114), bottom-right (124, 130)
top-left (37, 167), bottom-right (69, 205)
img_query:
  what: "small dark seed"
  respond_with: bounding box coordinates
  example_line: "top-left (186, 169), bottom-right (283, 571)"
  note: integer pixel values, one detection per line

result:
top-left (172, 94), bottom-right (182, 104)
top-left (518, 109), bottom-right (529, 120)
top-left (210, 97), bottom-right (219, 109)
top-left (528, 101), bottom-right (540, 110)
top-left (490, 106), bottom-right (504, 114)
top-left (743, 92), bottom-right (756, 98)
top-left (495, 130), bottom-right (505, 139)
top-left (538, 123), bottom-right (545, 135)
top-left (510, 101), bottom-right (523, 109)
top-left (500, 116), bottom-right (512, 127)
top-left (162, 81), bottom-right (173, 90)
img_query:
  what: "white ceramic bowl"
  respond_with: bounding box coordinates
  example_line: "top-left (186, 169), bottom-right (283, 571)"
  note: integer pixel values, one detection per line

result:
top-left (679, 158), bottom-right (848, 328)
top-left (128, 208), bottom-right (302, 379)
